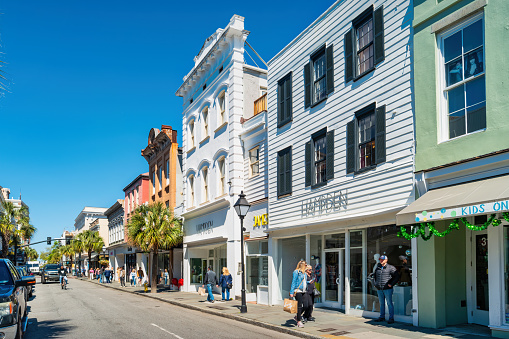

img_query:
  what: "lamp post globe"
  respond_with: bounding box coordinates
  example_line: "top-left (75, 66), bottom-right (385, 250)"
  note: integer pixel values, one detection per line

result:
top-left (234, 191), bottom-right (251, 313)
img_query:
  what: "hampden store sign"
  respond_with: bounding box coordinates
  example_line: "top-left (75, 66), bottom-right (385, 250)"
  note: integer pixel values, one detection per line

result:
top-left (301, 190), bottom-right (348, 218)
top-left (196, 220), bottom-right (213, 235)
top-left (414, 199), bottom-right (509, 223)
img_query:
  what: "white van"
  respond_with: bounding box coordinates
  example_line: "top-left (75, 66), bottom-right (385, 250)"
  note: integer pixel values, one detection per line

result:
top-left (27, 261), bottom-right (40, 275)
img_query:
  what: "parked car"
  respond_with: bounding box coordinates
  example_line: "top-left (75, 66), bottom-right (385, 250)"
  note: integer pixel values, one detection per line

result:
top-left (41, 264), bottom-right (60, 284)
top-left (15, 266), bottom-right (34, 298)
top-left (0, 258), bottom-right (34, 339)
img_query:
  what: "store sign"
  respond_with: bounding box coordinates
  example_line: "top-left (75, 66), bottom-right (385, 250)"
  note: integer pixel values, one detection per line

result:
top-left (196, 220), bottom-right (213, 235)
top-left (253, 214), bottom-right (268, 227)
top-left (301, 190), bottom-right (347, 217)
top-left (414, 199), bottom-right (509, 222)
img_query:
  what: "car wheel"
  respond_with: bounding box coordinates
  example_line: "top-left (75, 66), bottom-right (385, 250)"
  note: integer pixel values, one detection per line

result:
top-left (14, 315), bottom-right (22, 339)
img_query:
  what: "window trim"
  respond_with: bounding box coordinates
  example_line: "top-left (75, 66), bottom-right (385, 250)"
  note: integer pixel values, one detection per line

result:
top-left (437, 13), bottom-right (485, 143)
top-left (218, 157), bottom-right (226, 196)
top-left (310, 46), bottom-right (327, 107)
top-left (249, 146), bottom-right (260, 178)
top-left (353, 7), bottom-right (375, 79)
top-left (202, 106), bottom-right (209, 138)
top-left (188, 119), bottom-right (195, 149)
top-left (218, 91), bottom-right (226, 126)
top-left (310, 128), bottom-right (327, 188)
top-left (188, 175), bottom-right (195, 208)
top-left (355, 103), bottom-right (377, 172)
top-left (202, 167), bottom-right (209, 203)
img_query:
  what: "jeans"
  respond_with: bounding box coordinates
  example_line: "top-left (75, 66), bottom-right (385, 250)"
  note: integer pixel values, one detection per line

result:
top-left (59, 276), bottom-right (68, 284)
top-left (221, 287), bottom-right (230, 301)
top-left (295, 293), bottom-right (304, 322)
top-left (377, 288), bottom-right (394, 320)
top-left (131, 277), bottom-right (136, 286)
top-left (100, 273), bottom-right (104, 283)
top-left (120, 277), bottom-right (125, 287)
top-left (164, 277), bottom-right (168, 286)
top-left (206, 284), bottom-right (214, 302)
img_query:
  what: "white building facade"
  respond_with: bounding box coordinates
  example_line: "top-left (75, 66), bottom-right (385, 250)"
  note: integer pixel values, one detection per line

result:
top-left (176, 15), bottom-right (268, 301)
top-left (266, 0), bottom-right (416, 324)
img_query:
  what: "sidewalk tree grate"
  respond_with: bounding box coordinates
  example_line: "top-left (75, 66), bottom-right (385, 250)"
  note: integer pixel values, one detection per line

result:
top-left (318, 328), bottom-right (338, 332)
top-left (330, 331), bottom-right (350, 336)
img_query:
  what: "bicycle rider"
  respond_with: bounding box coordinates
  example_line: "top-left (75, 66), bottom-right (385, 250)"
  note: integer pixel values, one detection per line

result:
top-left (58, 265), bottom-right (68, 286)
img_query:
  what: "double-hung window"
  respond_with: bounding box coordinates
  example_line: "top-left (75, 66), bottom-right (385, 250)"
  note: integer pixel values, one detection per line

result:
top-left (158, 166), bottom-right (162, 190)
top-left (440, 15), bottom-right (485, 140)
top-left (304, 46), bottom-right (334, 108)
top-left (249, 146), bottom-right (260, 177)
top-left (202, 107), bottom-right (209, 138)
top-left (346, 103), bottom-right (386, 174)
top-left (189, 120), bottom-right (195, 149)
top-left (202, 167), bottom-right (208, 203)
top-left (218, 158), bottom-right (226, 196)
top-left (277, 73), bottom-right (292, 127)
top-left (344, 5), bottom-right (385, 82)
top-left (218, 92), bottom-right (226, 125)
top-left (188, 175), bottom-right (195, 208)
top-left (305, 129), bottom-right (335, 187)
top-left (277, 147), bottom-right (292, 197)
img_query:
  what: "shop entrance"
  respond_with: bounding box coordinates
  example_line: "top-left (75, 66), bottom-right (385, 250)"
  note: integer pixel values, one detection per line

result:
top-left (469, 230), bottom-right (489, 326)
top-left (324, 250), bottom-right (345, 308)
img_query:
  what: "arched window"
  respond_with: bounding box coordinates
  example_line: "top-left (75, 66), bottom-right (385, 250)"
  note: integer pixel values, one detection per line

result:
top-left (188, 120), bottom-right (195, 148)
top-left (188, 175), bottom-right (195, 208)
top-left (218, 157), bottom-right (226, 196)
top-left (202, 167), bottom-right (209, 203)
top-left (202, 107), bottom-right (209, 138)
top-left (218, 91), bottom-right (226, 125)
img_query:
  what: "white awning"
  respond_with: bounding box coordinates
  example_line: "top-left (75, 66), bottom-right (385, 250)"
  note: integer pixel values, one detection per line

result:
top-left (396, 175), bottom-right (509, 225)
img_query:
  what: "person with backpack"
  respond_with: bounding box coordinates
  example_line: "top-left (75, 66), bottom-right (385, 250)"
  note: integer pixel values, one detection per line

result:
top-left (219, 267), bottom-right (233, 301)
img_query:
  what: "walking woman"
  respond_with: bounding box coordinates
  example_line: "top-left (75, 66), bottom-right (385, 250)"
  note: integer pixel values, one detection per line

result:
top-left (130, 269), bottom-right (137, 287)
top-left (302, 265), bottom-right (316, 322)
top-left (219, 267), bottom-right (232, 301)
top-left (290, 260), bottom-right (307, 328)
top-left (119, 267), bottom-right (126, 287)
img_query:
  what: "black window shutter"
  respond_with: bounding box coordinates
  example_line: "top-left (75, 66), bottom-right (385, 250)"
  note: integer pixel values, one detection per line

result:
top-left (374, 6), bottom-right (385, 65)
top-left (285, 149), bottom-right (292, 195)
top-left (326, 130), bottom-right (334, 180)
top-left (344, 29), bottom-right (354, 82)
top-left (286, 74), bottom-right (293, 121)
top-left (375, 105), bottom-right (386, 164)
top-left (277, 82), bottom-right (282, 125)
top-left (346, 121), bottom-right (356, 174)
top-left (305, 141), bottom-right (312, 187)
top-left (304, 62), bottom-right (311, 108)
top-left (277, 152), bottom-right (282, 196)
top-left (326, 45), bottom-right (334, 94)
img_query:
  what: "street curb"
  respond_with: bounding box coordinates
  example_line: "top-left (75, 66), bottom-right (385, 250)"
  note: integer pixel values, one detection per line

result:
top-left (77, 277), bottom-right (320, 339)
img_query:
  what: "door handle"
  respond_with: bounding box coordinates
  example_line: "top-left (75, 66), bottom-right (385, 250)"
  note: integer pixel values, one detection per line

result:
top-left (336, 277), bottom-right (340, 285)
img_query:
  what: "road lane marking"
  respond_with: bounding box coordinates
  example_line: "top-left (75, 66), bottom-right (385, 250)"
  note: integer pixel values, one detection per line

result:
top-left (151, 323), bottom-right (184, 339)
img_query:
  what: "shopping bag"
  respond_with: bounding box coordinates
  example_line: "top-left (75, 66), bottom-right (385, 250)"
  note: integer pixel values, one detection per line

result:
top-left (283, 298), bottom-right (298, 314)
top-left (198, 287), bottom-right (207, 296)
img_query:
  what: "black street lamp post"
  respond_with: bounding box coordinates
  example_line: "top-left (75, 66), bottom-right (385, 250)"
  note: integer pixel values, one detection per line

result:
top-left (234, 191), bottom-right (251, 314)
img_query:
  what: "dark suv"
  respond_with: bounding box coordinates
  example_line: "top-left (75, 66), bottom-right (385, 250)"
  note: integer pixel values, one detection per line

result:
top-left (41, 264), bottom-right (60, 284)
top-left (0, 258), bottom-right (34, 339)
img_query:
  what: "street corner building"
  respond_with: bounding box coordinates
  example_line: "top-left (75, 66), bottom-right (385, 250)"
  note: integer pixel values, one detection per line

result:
top-left (175, 14), bottom-right (270, 303)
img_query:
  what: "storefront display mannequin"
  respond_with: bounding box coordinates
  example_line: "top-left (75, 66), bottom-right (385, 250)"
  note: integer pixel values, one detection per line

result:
top-left (313, 257), bottom-right (321, 302)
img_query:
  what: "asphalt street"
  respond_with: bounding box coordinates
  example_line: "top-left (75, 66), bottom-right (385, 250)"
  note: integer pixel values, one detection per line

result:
top-left (25, 277), bottom-right (297, 339)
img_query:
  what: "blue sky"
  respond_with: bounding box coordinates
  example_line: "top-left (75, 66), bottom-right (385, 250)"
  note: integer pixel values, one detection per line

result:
top-left (0, 1), bottom-right (333, 254)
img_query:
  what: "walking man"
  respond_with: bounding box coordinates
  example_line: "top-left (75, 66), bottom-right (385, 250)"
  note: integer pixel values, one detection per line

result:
top-left (100, 266), bottom-right (105, 283)
top-left (202, 266), bottom-right (218, 303)
top-left (373, 255), bottom-right (399, 324)
top-left (119, 267), bottom-right (126, 287)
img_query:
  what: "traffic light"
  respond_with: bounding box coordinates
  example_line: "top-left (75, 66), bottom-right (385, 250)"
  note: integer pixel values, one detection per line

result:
top-left (47, 237), bottom-right (51, 245)
top-left (66, 238), bottom-right (70, 245)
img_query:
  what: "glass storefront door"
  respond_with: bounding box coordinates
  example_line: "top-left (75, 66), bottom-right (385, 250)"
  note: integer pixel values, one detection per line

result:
top-left (324, 250), bottom-right (345, 307)
top-left (471, 231), bottom-right (489, 326)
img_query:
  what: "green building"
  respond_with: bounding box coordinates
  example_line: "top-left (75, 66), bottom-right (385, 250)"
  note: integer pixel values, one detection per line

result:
top-left (396, 0), bottom-right (509, 336)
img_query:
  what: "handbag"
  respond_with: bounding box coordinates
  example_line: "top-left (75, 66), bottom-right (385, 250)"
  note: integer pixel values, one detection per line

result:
top-left (313, 287), bottom-right (321, 297)
top-left (283, 298), bottom-right (298, 313)
top-left (198, 286), bottom-right (207, 296)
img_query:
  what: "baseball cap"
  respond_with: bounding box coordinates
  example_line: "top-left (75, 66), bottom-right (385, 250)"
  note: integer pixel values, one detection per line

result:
top-left (379, 255), bottom-right (388, 260)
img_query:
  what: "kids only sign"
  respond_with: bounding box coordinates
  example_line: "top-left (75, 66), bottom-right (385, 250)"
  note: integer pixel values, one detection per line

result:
top-left (414, 199), bottom-right (509, 223)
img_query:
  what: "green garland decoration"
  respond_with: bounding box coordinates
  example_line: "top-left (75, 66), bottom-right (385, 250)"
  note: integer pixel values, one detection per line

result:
top-left (398, 212), bottom-right (509, 241)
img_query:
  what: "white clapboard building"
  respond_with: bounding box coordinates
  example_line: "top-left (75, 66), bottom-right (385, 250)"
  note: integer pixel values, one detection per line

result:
top-left (176, 14), bottom-right (268, 302)
top-left (266, 0), bottom-right (417, 323)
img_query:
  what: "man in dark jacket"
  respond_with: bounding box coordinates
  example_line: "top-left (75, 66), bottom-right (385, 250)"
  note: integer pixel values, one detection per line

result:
top-left (373, 255), bottom-right (399, 324)
top-left (202, 266), bottom-right (218, 303)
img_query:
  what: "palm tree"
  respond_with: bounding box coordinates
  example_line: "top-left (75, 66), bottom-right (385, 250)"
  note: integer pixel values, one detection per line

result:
top-left (72, 234), bottom-right (85, 276)
top-left (18, 215), bottom-right (36, 244)
top-left (0, 201), bottom-right (20, 258)
top-left (60, 245), bottom-right (75, 270)
top-left (127, 202), bottom-right (182, 293)
top-left (80, 230), bottom-right (104, 271)
top-left (25, 247), bottom-right (38, 261)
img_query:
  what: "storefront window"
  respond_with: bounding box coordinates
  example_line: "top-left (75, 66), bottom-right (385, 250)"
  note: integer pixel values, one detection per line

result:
top-left (247, 256), bottom-right (268, 293)
top-left (278, 236), bottom-right (306, 298)
top-left (190, 258), bottom-right (203, 284)
top-left (366, 225), bottom-right (412, 316)
top-left (310, 235), bottom-right (322, 303)
top-left (350, 230), bottom-right (364, 309)
top-left (325, 233), bottom-right (345, 249)
top-left (504, 225), bottom-right (509, 323)
top-left (216, 244), bottom-right (227, 273)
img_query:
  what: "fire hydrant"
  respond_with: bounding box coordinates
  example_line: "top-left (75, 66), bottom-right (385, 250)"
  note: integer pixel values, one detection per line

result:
top-left (144, 281), bottom-right (148, 292)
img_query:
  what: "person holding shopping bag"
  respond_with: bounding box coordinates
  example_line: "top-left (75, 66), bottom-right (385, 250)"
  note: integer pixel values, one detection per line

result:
top-left (219, 267), bottom-right (233, 301)
top-left (289, 260), bottom-right (307, 328)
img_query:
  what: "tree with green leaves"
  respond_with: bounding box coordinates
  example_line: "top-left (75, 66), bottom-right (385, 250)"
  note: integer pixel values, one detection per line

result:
top-left (25, 247), bottom-right (38, 261)
top-left (60, 244), bottom-right (75, 269)
top-left (127, 202), bottom-right (182, 293)
top-left (79, 230), bottom-right (104, 271)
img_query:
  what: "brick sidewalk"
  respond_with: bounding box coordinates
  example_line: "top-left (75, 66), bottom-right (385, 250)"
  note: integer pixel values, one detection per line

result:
top-left (73, 277), bottom-right (490, 339)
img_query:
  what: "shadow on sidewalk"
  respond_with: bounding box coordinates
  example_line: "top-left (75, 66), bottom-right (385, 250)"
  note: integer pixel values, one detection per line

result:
top-left (25, 318), bottom-right (75, 338)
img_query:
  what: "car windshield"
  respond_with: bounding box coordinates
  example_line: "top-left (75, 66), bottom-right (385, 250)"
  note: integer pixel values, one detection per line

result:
top-left (45, 265), bottom-right (60, 270)
top-left (0, 262), bottom-right (13, 285)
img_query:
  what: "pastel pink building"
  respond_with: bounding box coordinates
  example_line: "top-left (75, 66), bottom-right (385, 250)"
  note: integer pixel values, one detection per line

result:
top-left (123, 172), bottom-right (150, 241)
